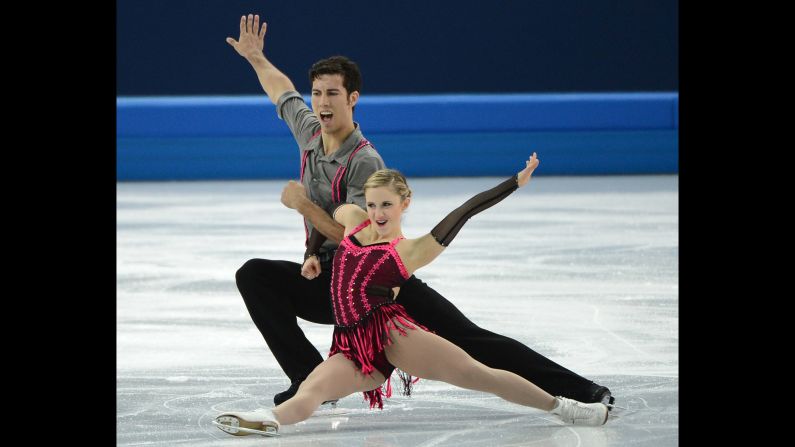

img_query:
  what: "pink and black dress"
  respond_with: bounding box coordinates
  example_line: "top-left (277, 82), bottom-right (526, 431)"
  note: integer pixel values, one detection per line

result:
top-left (327, 218), bottom-right (429, 409)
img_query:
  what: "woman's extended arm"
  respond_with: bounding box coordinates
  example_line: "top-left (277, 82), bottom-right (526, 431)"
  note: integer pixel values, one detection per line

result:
top-left (400, 153), bottom-right (540, 273)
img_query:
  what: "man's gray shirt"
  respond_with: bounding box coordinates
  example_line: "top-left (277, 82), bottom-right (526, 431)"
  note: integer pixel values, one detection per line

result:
top-left (276, 90), bottom-right (385, 253)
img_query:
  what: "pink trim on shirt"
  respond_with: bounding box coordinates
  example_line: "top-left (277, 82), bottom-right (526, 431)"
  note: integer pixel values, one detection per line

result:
top-left (332, 138), bottom-right (371, 204)
top-left (300, 130), bottom-right (321, 245)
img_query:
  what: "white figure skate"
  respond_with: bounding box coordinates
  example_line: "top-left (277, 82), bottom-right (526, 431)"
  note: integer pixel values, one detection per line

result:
top-left (550, 396), bottom-right (609, 426)
top-left (213, 408), bottom-right (280, 437)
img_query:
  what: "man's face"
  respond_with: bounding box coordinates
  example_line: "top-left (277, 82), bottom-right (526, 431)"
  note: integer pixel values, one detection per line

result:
top-left (311, 74), bottom-right (358, 134)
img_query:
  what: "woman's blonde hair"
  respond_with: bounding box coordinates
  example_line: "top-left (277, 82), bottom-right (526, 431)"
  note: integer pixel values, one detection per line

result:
top-left (363, 169), bottom-right (412, 201)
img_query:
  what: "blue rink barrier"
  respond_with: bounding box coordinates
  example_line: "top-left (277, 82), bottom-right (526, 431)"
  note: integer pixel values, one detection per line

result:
top-left (117, 92), bottom-right (677, 180)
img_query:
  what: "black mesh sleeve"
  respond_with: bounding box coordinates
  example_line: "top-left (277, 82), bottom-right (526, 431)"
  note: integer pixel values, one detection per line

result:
top-left (304, 227), bottom-right (328, 261)
top-left (430, 174), bottom-right (519, 247)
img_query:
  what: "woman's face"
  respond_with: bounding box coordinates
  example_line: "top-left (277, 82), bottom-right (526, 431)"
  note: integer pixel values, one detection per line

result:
top-left (365, 186), bottom-right (409, 238)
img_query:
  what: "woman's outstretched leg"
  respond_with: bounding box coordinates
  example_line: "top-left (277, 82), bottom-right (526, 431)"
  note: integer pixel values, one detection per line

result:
top-left (384, 323), bottom-right (556, 410)
top-left (384, 323), bottom-right (608, 425)
top-left (273, 353), bottom-right (385, 425)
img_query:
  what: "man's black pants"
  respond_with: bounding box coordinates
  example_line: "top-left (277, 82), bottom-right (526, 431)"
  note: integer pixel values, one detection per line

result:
top-left (236, 257), bottom-right (607, 403)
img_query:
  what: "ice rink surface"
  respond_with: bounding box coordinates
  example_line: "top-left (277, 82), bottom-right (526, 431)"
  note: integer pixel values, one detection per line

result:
top-left (117, 175), bottom-right (678, 446)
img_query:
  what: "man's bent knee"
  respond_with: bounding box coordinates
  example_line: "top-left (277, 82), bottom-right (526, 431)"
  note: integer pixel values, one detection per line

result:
top-left (237, 258), bottom-right (291, 287)
top-left (236, 259), bottom-right (257, 284)
top-left (236, 258), bottom-right (288, 304)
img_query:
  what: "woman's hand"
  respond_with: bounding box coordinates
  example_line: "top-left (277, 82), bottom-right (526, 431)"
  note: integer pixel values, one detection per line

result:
top-left (301, 256), bottom-right (322, 280)
top-left (517, 152), bottom-right (540, 187)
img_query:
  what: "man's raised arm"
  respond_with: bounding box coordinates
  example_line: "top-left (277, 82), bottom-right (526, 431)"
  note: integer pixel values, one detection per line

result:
top-left (227, 14), bottom-right (296, 105)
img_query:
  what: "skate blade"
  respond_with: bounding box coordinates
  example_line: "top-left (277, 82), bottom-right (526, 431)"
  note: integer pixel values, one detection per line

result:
top-left (607, 403), bottom-right (628, 411)
top-left (212, 417), bottom-right (279, 437)
top-left (604, 402), bottom-right (629, 421)
top-left (606, 397), bottom-right (628, 412)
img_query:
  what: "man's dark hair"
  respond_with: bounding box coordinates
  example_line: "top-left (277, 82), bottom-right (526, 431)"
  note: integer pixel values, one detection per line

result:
top-left (309, 56), bottom-right (362, 108)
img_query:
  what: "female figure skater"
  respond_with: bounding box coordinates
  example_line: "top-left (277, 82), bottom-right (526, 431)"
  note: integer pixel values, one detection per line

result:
top-left (215, 153), bottom-right (609, 437)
